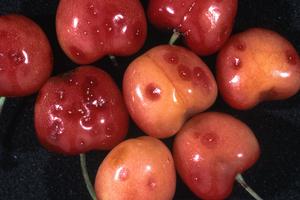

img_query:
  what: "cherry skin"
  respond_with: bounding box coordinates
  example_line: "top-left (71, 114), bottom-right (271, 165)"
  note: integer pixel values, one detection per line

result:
top-left (216, 28), bottom-right (300, 110)
top-left (148, 0), bottom-right (237, 55)
top-left (173, 112), bottom-right (260, 200)
top-left (95, 136), bottom-right (176, 200)
top-left (34, 66), bottom-right (128, 155)
top-left (56, 0), bottom-right (147, 64)
top-left (0, 14), bottom-right (53, 97)
top-left (123, 45), bottom-right (217, 138)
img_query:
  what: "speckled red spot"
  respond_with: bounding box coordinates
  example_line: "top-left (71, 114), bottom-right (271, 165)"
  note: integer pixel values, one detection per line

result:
top-left (164, 52), bottom-right (179, 65)
top-left (201, 132), bottom-right (219, 149)
top-left (69, 46), bottom-right (86, 60)
top-left (145, 83), bottom-right (161, 100)
top-left (147, 178), bottom-right (157, 190)
top-left (286, 50), bottom-right (298, 65)
top-left (234, 40), bottom-right (246, 51)
top-left (192, 67), bottom-right (211, 91)
top-left (178, 64), bottom-right (191, 81)
top-left (259, 87), bottom-right (278, 101)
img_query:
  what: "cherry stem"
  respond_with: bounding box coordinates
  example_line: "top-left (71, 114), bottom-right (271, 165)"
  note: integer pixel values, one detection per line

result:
top-left (0, 97), bottom-right (5, 114)
top-left (80, 153), bottom-right (97, 200)
top-left (109, 55), bottom-right (119, 67)
top-left (169, 29), bottom-right (181, 45)
top-left (235, 173), bottom-right (263, 200)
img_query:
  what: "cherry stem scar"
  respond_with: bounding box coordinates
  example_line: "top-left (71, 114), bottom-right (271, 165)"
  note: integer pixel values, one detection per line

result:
top-left (80, 153), bottom-right (97, 200)
top-left (169, 29), bottom-right (181, 45)
top-left (235, 173), bottom-right (263, 200)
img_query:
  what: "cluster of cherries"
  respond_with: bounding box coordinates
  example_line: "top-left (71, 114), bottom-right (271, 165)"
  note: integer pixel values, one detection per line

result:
top-left (0, 0), bottom-right (299, 200)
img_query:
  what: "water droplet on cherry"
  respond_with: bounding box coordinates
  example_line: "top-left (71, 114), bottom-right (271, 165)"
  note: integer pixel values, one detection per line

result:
top-left (49, 120), bottom-right (64, 141)
top-left (232, 57), bottom-right (242, 69)
top-left (117, 167), bottom-right (129, 181)
top-left (9, 50), bottom-right (25, 66)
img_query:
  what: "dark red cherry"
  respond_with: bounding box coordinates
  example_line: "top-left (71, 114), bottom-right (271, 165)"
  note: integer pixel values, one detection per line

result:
top-left (148, 0), bottom-right (237, 56)
top-left (56, 0), bottom-right (147, 64)
top-left (0, 14), bottom-right (53, 96)
top-left (34, 66), bottom-right (128, 155)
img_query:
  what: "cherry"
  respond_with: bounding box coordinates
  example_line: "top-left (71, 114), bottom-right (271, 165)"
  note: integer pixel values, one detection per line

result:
top-left (216, 28), bottom-right (300, 110)
top-left (0, 14), bottom-right (53, 97)
top-left (123, 45), bottom-right (217, 138)
top-left (173, 112), bottom-right (261, 200)
top-left (56, 0), bottom-right (147, 64)
top-left (95, 136), bottom-right (176, 200)
top-left (148, 0), bottom-right (237, 55)
top-left (34, 66), bottom-right (128, 155)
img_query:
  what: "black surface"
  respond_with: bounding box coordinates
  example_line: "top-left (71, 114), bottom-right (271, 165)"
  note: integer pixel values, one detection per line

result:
top-left (0, 0), bottom-right (300, 199)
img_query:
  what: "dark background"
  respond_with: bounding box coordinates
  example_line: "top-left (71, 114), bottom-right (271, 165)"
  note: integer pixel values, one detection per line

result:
top-left (0, 0), bottom-right (299, 199)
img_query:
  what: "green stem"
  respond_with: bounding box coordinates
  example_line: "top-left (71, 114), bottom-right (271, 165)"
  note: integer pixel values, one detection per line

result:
top-left (169, 30), bottom-right (181, 45)
top-left (80, 153), bottom-right (97, 200)
top-left (109, 55), bottom-right (119, 67)
top-left (0, 97), bottom-right (5, 114)
top-left (235, 173), bottom-right (263, 200)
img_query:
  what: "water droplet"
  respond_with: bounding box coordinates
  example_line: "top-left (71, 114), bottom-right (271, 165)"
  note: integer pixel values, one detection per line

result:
top-left (116, 167), bottom-right (129, 181)
top-left (105, 23), bottom-right (113, 32)
top-left (9, 50), bottom-right (25, 66)
top-left (88, 4), bottom-right (98, 15)
top-left (232, 57), bottom-right (242, 69)
top-left (135, 29), bottom-right (141, 36)
top-left (56, 90), bottom-right (65, 100)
